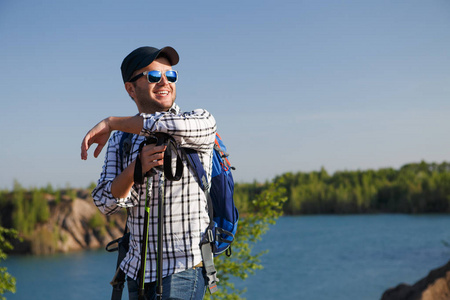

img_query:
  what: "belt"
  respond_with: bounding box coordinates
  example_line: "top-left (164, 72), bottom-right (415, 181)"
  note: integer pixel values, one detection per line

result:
top-left (193, 262), bottom-right (203, 269)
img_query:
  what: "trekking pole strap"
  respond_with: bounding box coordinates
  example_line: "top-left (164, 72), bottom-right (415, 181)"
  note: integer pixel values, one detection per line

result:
top-left (111, 282), bottom-right (125, 300)
top-left (134, 135), bottom-right (183, 184)
top-left (215, 228), bottom-right (234, 243)
top-left (163, 139), bottom-right (183, 181)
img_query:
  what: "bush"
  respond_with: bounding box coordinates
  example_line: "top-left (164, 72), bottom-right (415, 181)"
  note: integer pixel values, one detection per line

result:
top-left (0, 227), bottom-right (19, 299)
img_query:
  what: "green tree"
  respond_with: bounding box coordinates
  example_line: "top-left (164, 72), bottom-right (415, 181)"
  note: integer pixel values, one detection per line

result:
top-left (12, 183), bottom-right (27, 235)
top-left (205, 181), bottom-right (287, 300)
top-left (32, 189), bottom-right (50, 223)
top-left (0, 227), bottom-right (18, 300)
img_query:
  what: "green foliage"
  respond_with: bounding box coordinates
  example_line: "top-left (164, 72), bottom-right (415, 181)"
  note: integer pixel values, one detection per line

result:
top-left (88, 211), bottom-right (107, 239)
top-left (0, 227), bottom-right (19, 299)
top-left (234, 161), bottom-right (450, 215)
top-left (32, 190), bottom-right (50, 223)
top-left (88, 211), bottom-right (106, 229)
top-left (30, 227), bottom-right (59, 255)
top-left (11, 186), bottom-right (50, 236)
top-left (42, 183), bottom-right (54, 194)
top-left (87, 182), bottom-right (97, 192)
top-left (205, 182), bottom-right (287, 300)
top-left (66, 189), bottom-right (77, 202)
top-left (12, 183), bottom-right (27, 234)
top-left (54, 190), bottom-right (61, 204)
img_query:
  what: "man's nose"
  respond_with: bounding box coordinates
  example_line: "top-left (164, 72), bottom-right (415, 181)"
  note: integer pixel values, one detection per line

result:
top-left (158, 74), bottom-right (170, 85)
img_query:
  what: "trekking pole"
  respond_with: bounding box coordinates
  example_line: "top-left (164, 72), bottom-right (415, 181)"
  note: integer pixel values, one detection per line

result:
top-left (156, 171), bottom-right (165, 300)
top-left (138, 177), bottom-right (151, 300)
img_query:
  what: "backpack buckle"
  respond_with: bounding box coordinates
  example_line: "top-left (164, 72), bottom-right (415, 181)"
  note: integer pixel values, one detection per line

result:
top-left (207, 228), bottom-right (214, 243)
top-left (201, 242), bottom-right (219, 294)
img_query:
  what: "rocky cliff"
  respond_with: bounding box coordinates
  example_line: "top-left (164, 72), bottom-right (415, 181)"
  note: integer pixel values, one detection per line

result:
top-left (381, 260), bottom-right (450, 300)
top-left (7, 190), bottom-right (127, 255)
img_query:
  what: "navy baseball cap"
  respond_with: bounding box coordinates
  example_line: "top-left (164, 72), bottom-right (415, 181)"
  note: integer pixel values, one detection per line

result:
top-left (120, 46), bottom-right (179, 83)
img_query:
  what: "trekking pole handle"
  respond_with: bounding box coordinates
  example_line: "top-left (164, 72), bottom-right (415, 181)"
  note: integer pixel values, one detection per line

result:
top-left (143, 133), bottom-right (170, 173)
top-left (143, 133), bottom-right (183, 181)
top-left (134, 133), bottom-right (172, 184)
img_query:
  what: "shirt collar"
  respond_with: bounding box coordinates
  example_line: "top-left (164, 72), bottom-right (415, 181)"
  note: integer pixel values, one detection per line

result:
top-left (169, 103), bottom-right (180, 114)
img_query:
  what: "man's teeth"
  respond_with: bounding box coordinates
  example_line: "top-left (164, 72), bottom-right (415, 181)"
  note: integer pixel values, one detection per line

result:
top-left (157, 91), bottom-right (169, 95)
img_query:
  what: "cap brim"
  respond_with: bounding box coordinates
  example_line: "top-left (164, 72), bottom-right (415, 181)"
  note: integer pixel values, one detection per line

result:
top-left (158, 46), bottom-right (179, 66)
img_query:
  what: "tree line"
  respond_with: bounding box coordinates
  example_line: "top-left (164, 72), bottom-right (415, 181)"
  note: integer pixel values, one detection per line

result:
top-left (1, 161), bottom-right (449, 230)
top-left (234, 161), bottom-right (450, 215)
top-left (2, 161), bottom-right (450, 233)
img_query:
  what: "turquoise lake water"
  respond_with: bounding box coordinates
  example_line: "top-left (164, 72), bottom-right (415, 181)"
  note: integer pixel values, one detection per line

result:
top-left (3, 215), bottom-right (450, 300)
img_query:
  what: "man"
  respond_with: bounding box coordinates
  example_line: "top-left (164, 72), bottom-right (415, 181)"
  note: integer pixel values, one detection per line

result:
top-left (81, 46), bottom-right (216, 300)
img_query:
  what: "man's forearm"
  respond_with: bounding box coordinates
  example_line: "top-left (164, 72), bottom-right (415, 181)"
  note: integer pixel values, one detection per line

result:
top-left (107, 115), bottom-right (144, 135)
top-left (111, 160), bottom-right (136, 199)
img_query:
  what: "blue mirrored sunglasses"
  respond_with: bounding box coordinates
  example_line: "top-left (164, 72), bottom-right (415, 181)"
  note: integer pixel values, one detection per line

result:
top-left (129, 70), bottom-right (178, 83)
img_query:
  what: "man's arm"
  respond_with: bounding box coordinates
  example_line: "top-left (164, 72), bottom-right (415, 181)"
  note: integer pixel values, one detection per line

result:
top-left (140, 108), bottom-right (216, 152)
top-left (81, 107), bottom-right (216, 160)
top-left (81, 115), bottom-right (143, 160)
top-left (82, 115), bottom-right (166, 201)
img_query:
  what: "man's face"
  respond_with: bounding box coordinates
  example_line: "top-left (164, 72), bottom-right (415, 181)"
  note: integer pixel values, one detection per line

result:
top-left (126, 57), bottom-right (177, 114)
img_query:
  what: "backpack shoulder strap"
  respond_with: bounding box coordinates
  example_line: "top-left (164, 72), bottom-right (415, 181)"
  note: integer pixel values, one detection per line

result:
top-left (183, 149), bottom-right (209, 190)
top-left (183, 148), bottom-right (213, 228)
top-left (119, 132), bottom-right (133, 172)
top-left (182, 148), bottom-right (219, 294)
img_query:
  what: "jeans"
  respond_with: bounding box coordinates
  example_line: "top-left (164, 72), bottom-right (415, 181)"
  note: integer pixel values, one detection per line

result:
top-left (127, 267), bottom-right (207, 300)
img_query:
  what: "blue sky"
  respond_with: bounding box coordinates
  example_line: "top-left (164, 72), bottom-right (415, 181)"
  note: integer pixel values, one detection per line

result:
top-left (1, 0), bottom-right (450, 189)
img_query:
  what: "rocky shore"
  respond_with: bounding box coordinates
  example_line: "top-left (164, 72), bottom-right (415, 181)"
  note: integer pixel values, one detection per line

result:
top-left (7, 190), bottom-right (126, 255)
top-left (381, 260), bottom-right (450, 300)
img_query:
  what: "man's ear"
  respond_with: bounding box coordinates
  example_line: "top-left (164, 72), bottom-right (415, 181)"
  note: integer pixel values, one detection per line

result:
top-left (125, 82), bottom-right (136, 100)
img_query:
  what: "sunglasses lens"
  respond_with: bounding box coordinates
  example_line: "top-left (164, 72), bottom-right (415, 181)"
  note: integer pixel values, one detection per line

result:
top-left (147, 71), bottom-right (162, 83)
top-left (165, 71), bottom-right (177, 83)
top-left (146, 70), bottom-right (178, 83)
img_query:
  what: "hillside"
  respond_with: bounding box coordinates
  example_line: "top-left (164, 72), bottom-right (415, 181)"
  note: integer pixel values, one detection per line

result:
top-left (0, 188), bottom-right (126, 255)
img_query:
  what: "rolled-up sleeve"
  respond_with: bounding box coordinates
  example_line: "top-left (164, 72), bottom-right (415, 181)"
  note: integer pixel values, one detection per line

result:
top-left (140, 106), bottom-right (216, 152)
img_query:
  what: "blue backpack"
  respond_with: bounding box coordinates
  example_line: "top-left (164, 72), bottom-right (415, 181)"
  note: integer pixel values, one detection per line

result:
top-left (183, 133), bottom-right (238, 293)
top-left (184, 133), bottom-right (239, 256)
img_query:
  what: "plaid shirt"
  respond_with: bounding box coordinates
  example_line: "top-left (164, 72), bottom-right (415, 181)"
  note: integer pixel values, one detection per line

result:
top-left (92, 104), bottom-right (216, 282)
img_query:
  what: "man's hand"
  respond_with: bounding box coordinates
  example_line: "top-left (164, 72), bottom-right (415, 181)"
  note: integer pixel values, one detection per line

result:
top-left (81, 115), bottom-right (144, 160)
top-left (110, 143), bottom-right (166, 198)
top-left (140, 144), bottom-right (166, 174)
top-left (81, 118), bottom-right (113, 160)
